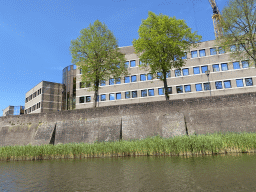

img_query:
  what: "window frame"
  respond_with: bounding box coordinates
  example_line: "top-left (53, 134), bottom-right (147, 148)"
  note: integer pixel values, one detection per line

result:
top-left (182, 68), bottom-right (189, 76)
top-left (140, 74), bottom-right (146, 81)
top-left (224, 80), bottom-right (232, 88)
top-left (199, 49), bottom-right (206, 57)
top-left (101, 94), bottom-right (106, 101)
top-left (184, 85), bottom-right (191, 92)
top-left (141, 89), bottom-right (147, 97)
top-left (245, 78), bottom-right (253, 86)
top-left (125, 91), bottom-right (130, 99)
top-left (148, 89), bottom-right (154, 96)
top-left (109, 93), bottom-right (115, 100)
top-left (212, 64), bottom-right (220, 72)
top-left (86, 96), bottom-right (91, 102)
top-left (116, 92), bottom-right (121, 100)
top-left (195, 83), bottom-right (203, 91)
top-left (176, 85), bottom-right (183, 93)
top-left (215, 81), bottom-right (223, 89)
top-left (130, 60), bottom-right (136, 67)
top-left (191, 50), bottom-right (198, 58)
top-left (124, 76), bottom-right (130, 83)
top-left (210, 48), bottom-right (217, 55)
top-left (236, 79), bottom-right (244, 87)
top-left (131, 75), bottom-right (137, 82)
top-left (175, 69), bottom-right (182, 77)
top-left (221, 63), bottom-right (228, 71)
top-left (193, 67), bottom-right (200, 75)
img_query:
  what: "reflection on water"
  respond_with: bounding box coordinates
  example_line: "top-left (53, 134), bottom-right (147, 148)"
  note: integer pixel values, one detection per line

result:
top-left (0, 153), bottom-right (256, 191)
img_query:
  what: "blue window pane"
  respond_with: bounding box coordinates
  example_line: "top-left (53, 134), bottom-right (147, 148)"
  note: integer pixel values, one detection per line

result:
top-left (191, 50), bottom-right (198, 58)
top-left (96, 95), bottom-right (99, 102)
top-left (130, 60), bottom-right (136, 67)
top-left (116, 93), bottom-right (121, 100)
top-left (233, 62), bottom-right (240, 69)
top-left (125, 91), bottom-right (130, 99)
top-left (175, 69), bottom-right (181, 77)
top-left (210, 48), bottom-right (217, 55)
top-left (125, 61), bottom-right (129, 68)
top-left (221, 63), bottom-right (228, 71)
top-left (158, 88), bottom-right (164, 95)
top-left (182, 52), bottom-right (187, 59)
top-left (201, 66), bottom-right (208, 73)
top-left (109, 93), bottom-right (115, 100)
top-left (230, 45), bottom-right (236, 52)
top-left (100, 80), bottom-right (105, 86)
top-left (224, 80), bottom-right (231, 88)
top-left (147, 73), bottom-right (153, 80)
top-left (184, 85), bottom-right (191, 92)
top-left (166, 71), bottom-right (171, 78)
top-left (245, 78), bottom-right (253, 86)
top-left (109, 78), bottom-right (114, 85)
top-left (199, 49), bottom-right (206, 57)
top-left (204, 83), bottom-right (211, 90)
top-left (236, 79), bottom-right (244, 87)
top-left (139, 60), bottom-right (142, 65)
top-left (141, 90), bottom-right (147, 97)
top-left (132, 91), bottom-right (137, 98)
top-left (215, 81), bottom-right (223, 89)
top-left (182, 68), bottom-right (189, 76)
top-left (242, 61), bottom-right (249, 68)
top-left (86, 96), bottom-right (91, 102)
top-left (131, 75), bottom-right (137, 82)
top-left (124, 76), bottom-right (130, 83)
top-left (195, 83), bottom-right (202, 91)
top-left (148, 89), bottom-right (154, 96)
top-left (219, 47), bottom-right (225, 54)
top-left (140, 74), bottom-right (146, 81)
top-left (212, 64), bottom-right (220, 72)
top-left (176, 86), bottom-right (183, 93)
top-left (157, 72), bottom-right (163, 79)
top-left (115, 77), bottom-right (121, 84)
top-left (193, 67), bottom-right (200, 74)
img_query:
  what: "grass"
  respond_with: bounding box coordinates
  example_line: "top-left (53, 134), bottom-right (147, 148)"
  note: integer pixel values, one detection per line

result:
top-left (1, 132), bottom-right (256, 161)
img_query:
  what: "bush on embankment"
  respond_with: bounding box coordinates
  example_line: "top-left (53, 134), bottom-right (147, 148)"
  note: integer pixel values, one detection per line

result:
top-left (1, 132), bottom-right (256, 161)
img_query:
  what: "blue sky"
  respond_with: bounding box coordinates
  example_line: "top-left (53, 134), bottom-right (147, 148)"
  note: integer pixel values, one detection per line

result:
top-left (0, 0), bottom-right (228, 116)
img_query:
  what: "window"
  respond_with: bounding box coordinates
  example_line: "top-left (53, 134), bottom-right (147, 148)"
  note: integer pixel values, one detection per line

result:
top-left (166, 71), bottom-right (171, 78)
top-left (201, 66), bottom-right (208, 73)
top-left (131, 75), bottom-right (137, 82)
top-left (233, 62), bottom-right (240, 69)
top-left (109, 78), bottom-right (114, 85)
top-left (236, 79), bottom-right (244, 87)
top-left (37, 103), bottom-right (38, 109)
top-left (124, 76), bottom-right (130, 83)
top-left (96, 95), bottom-right (99, 102)
top-left (224, 80), bottom-right (231, 88)
top-left (176, 86), bottom-right (183, 93)
top-left (130, 60), bottom-right (136, 67)
top-left (157, 72), bottom-right (163, 79)
top-left (79, 96), bottom-right (85, 103)
top-left (167, 87), bottom-right (172, 94)
top-left (38, 90), bottom-right (39, 95)
top-left (218, 47), bottom-right (225, 54)
top-left (148, 89), bottom-right (154, 96)
top-left (73, 65), bottom-right (76, 69)
top-left (40, 88), bottom-right (41, 94)
top-left (158, 88), bottom-right (164, 95)
top-left (212, 64), bottom-right (220, 72)
top-left (184, 85), bottom-right (191, 92)
top-left (203, 82), bottom-right (211, 90)
top-left (191, 50), bottom-right (198, 58)
top-left (132, 91), bottom-right (137, 98)
top-left (210, 48), bottom-right (217, 55)
top-left (116, 93), bottom-right (121, 100)
top-left (101, 94), bottom-right (106, 101)
top-left (115, 77), bottom-right (121, 84)
top-left (80, 82), bottom-right (85, 88)
top-left (100, 80), bottom-right (105, 86)
top-left (242, 61), bottom-right (249, 68)
top-left (195, 83), bottom-right (202, 91)
top-left (147, 73), bottom-right (153, 80)
top-left (199, 49), bottom-right (206, 57)
top-left (125, 91), bottom-right (130, 99)
top-left (182, 52), bottom-right (187, 59)
top-left (230, 45), bottom-right (237, 52)
top-left (245, 78), bottom-right (253, 86)
top-left (193, 67), bottom-right (200, 74)
top-left (109, 93), bottom-right (115, 100)
top-left (80, 68), bottom-right (82, 74)
top-left (140, 74), bottom-right (146, 81)
top-left (125, 61), bottom-right (129, 68)
top-left (141, 89), bottom-right (147, 97)
top-left (182, 68), bottom-right (189, 76)
top-left (86, 96), bottom-right (91, 102)
top-left (175, 69), bottom-right (181, 77)
top-left (139, 60), bottom-right (142, 65)
top-left (215, 81), bottom-right (223, 89)
top-left (39, 102), bottom-right (40, 108)
top-left (221, 63), bottom-right (228, 71)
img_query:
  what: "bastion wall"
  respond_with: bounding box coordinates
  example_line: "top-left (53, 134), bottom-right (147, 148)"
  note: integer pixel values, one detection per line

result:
top-left (0, 92), bottom-right (256, 146)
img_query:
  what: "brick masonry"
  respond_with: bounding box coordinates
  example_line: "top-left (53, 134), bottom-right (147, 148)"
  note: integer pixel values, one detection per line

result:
top-left (0, 92), bottom-right (256, 146)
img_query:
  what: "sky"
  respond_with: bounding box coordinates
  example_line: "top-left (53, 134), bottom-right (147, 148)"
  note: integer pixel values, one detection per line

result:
top-left (0, 0), bottom-right (229, 116)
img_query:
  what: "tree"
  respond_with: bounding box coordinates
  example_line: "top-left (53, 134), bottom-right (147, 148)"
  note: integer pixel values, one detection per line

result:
top-left (132, 11), bottom-right (202, 100)
top-left (216, 0), bottom-right (256, 67)
top-left (70, 20), bottom-right (128, 107)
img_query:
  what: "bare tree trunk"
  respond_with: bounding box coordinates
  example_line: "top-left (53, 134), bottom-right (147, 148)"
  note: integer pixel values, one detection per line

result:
top-left (163, 72), bottom-right (169, 101)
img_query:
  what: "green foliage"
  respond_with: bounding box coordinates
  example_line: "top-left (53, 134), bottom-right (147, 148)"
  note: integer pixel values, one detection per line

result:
top-left (216, 0), bottom-right (256, 66)
top-left (132, 11), bottom-right (201, 100)
top-left (70, 20), bottom-right (129, 107)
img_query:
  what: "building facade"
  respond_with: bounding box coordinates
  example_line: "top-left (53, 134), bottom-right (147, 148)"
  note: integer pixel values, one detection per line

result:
top-left (75, 40), bottom-right (256, 109)
top-left (2, 106), bottom-right (24, 116)
top-left (24, 81), bottom-right (64, 114)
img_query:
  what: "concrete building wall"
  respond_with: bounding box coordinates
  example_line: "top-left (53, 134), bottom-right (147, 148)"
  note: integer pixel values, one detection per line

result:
top-left (2, 106), bottom-right (24, 116)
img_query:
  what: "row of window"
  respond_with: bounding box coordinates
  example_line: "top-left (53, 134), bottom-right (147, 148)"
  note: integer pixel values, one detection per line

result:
top-left (25, 102), bottom-right (41, 114)
top-left (79, 78), bottom-right (254, 103)
top-left (25, 88), bottom-right (42, 103)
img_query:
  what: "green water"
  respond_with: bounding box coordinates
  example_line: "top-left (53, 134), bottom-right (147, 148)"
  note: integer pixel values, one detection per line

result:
top-left (0, 153), bottom-right (255, 191)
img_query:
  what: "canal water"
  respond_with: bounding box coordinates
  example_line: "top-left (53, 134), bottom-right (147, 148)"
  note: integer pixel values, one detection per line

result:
top-left (0, 153), bottom-right (256, 191)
